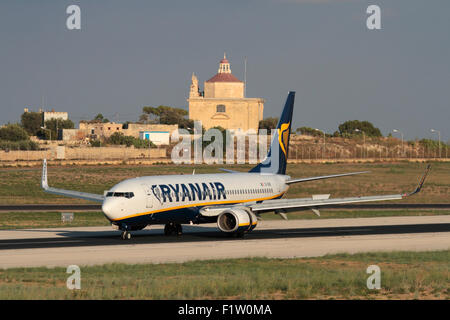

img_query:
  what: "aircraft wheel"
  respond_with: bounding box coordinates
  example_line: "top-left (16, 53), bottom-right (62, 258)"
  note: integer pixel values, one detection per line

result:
top-left (121, 231), bottom-right (131, 240)
top-left (175, 223), bottom-right (183, 236)
top-left (164, 223), bottom-right (175, 236)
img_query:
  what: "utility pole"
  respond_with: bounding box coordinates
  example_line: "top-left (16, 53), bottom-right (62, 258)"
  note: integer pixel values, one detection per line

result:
top-left (244, 56), bottom-right (247, 98)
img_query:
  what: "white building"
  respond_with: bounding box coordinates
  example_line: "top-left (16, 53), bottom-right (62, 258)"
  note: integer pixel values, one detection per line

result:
top-left (139, 130), bottom-right (171, 146)
top-left (43, 111), bottom-right (68, 123)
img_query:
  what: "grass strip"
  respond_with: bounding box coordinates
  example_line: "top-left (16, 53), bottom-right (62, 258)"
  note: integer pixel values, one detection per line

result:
top-left (0, 250), bottom-right (448, 300)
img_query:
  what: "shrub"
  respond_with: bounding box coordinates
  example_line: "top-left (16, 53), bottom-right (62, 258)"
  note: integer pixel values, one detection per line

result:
top-left (0, 140), bottom-right (39, 151)
top-left (0, 124), bottom-right (29, 141)
top-left (106, 132), bottom-right (155, 149)
top-left (89, 139), bottom-right (101, 147)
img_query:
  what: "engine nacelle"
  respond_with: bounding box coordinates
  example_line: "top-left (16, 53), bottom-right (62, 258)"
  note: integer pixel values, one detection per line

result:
top-left (217, 208), bottom-right (258, 233)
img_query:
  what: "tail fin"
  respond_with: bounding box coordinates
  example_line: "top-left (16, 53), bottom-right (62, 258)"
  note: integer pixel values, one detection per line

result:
top-left (250, 91), bottom-right (295, 175)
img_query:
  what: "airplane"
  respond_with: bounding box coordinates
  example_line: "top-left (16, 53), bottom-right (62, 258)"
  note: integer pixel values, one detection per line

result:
top-left (41, 91), bottom-right (431, 240)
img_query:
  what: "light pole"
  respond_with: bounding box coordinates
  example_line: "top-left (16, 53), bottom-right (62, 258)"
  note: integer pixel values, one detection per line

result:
top-left (392, 129), bottom-right (404, 158)
top-left (41, 126), bottom-right (51, 141)
top-left (355, 129), bottom-right (365, 158)
top-left (314, 128), bottom-right (325, 159)
top-left (430, 129), bottom-right (441, 158)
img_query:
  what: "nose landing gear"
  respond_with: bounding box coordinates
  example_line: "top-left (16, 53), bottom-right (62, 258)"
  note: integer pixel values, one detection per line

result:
top-left (164, 223), bottom-right (182, 236)
top-left (121, 230), bottom-right (131, 240)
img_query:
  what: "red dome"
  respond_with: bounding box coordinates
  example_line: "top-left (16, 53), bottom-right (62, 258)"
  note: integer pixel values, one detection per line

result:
top-left (206, 73), bottom-right (242, 83)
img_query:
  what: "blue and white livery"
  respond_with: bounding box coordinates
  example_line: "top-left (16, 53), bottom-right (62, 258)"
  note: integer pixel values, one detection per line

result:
top-left (41, 92), bottom-right (430, 240)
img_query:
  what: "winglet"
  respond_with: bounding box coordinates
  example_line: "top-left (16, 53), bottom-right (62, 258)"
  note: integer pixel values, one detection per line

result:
top-left (404, 164), bottom-right (431, 197)
top-left (41, 159), bottom-right (48, 190)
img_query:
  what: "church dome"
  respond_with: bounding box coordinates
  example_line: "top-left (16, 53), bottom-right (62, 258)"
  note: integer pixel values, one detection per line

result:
top-left (206, 53), bottom-right (242, 83)
top-left (206, 73), bottom-right (242, 83)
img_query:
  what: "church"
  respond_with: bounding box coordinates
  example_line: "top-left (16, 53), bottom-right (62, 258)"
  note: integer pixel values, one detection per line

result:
top-left (188, 54), bottom-right (264, 132)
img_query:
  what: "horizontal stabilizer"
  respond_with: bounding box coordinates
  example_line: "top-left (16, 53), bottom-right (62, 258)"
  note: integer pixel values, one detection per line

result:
top-left (219, 168), bottom-right (241, 173)
top-left (286, 171), bottom-right (369, 185)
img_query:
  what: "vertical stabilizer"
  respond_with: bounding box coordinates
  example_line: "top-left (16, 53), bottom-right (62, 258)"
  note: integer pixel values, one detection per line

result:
top-left (250, 91), bottom-right (295, 175)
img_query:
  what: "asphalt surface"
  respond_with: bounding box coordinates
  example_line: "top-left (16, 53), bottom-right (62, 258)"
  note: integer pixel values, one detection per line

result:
top-left (0, 216), bottom-right (449, 268)
top-left (1, 203), bottom-right (450, 212)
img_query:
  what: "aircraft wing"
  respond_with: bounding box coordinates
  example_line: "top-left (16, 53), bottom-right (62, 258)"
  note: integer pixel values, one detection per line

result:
top-left (252, 165), bottom-right (431, 213)
top-left (41, 159), bottom-right (104, 203)
top-left (199, 165), bottom-right (430, 217)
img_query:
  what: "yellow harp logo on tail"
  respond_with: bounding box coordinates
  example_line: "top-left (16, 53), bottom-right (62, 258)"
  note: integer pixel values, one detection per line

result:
top-left (278, 122), bottom-right (290, 157)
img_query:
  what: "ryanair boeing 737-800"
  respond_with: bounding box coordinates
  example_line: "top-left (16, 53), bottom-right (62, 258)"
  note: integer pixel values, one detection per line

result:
top-left (41, 92), bottom-right (430, 240)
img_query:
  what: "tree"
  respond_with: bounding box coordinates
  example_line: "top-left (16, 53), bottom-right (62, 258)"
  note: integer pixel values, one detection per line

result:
top-left (44, 119), bottom-right (75, 140)
top-left (21, 112), bottom-right (42, 136)
top-left (259, 117), bottom-right (279, 131)
top-left (141, 106), bottom-right (188, 124)
top-left (0, 124), bottom-right (29, 141)
top-left (93, 113), bottom-right (109, 123)
top-left (338, 120), bottom-right (382, 137)
top-left (140, 105), bottom-right (193, 130)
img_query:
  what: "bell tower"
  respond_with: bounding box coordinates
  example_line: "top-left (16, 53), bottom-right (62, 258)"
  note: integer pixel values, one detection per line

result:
top-left (218, 53), bottom-right (231, 74)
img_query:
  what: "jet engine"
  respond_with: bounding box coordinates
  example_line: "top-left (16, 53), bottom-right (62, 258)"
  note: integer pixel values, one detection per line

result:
top-left (217, 208), bottom-right (258, 233)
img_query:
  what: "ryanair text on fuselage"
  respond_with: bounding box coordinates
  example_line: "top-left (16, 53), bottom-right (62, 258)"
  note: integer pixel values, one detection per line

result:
top-left (151, 182), bottom-right (226, 204)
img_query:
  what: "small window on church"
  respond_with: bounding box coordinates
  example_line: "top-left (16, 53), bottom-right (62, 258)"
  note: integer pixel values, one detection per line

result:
top-left (216, 104), bottom-right (226, 113)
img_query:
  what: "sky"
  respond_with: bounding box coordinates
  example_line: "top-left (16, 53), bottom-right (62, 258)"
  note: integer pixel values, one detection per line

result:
top-left (0, 0), bottom-right (449, 141)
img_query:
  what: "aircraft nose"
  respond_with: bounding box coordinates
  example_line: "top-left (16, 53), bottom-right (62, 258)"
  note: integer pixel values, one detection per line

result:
top-left (102, 199), bottom-right (114, 220)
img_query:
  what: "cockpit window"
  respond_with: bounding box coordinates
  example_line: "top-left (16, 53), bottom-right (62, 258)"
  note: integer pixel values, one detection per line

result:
top-left (106, 192), bottom-right (134, 199)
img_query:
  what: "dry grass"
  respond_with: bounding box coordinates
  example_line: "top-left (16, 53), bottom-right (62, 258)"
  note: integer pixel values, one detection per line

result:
top-left (0, 251), bottom-right (447, 300)
top-left (0, 161), bottom-right (448, 204)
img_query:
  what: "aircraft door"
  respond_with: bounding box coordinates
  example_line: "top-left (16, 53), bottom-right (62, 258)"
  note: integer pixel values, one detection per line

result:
top-left (141, 184), bottom-right (153, 208)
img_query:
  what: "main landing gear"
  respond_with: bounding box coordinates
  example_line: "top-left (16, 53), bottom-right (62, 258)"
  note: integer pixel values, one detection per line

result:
top-left (164, 222), bottom-right (182, 236)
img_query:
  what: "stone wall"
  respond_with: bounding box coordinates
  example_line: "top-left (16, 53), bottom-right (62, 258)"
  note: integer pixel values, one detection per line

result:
top-left (0, 146), bottom-right (167, 161)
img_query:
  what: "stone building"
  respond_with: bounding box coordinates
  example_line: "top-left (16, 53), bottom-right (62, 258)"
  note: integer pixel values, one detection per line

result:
top-left (188, 54), bottom-right (264, 132)
top-left (23, 108), bottom-right (69, 125)
top-left (42, 110), bottom-right (68, 123)
top-left (62, 122), bottom-right (178, 146)
top-left (79, 121), bottom-right (123, 138)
